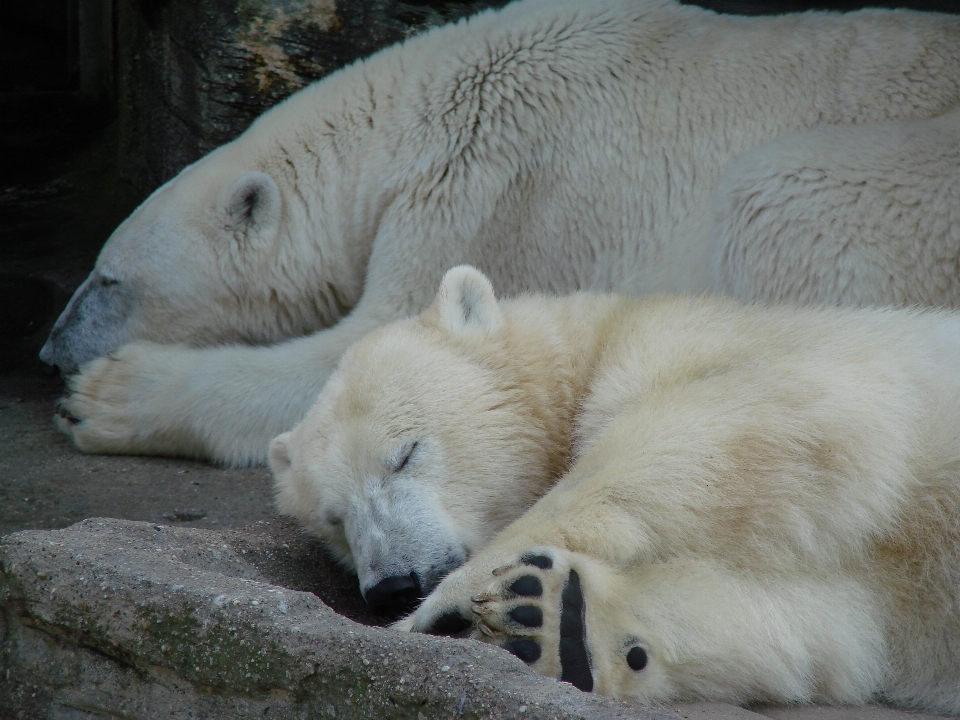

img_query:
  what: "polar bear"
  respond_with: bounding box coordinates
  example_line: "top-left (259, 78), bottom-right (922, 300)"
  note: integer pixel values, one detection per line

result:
top-left (45, 0), bottom-right (960, 466)
top-left (269, 266), bottom-right (960, 711)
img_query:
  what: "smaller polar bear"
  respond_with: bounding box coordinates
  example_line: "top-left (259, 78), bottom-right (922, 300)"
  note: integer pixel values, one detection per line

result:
top-left (271, 267), bottom-right (960, 711)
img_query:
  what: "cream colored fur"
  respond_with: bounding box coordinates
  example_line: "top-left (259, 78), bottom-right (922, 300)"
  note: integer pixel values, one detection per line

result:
top-left (47, 0), bottom-right (960, 465)
top-left (275, 266), bottom-right (960, 710)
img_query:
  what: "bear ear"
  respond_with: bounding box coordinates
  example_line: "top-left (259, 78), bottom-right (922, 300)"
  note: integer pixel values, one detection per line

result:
top-left (434, 265), bottom-right (504, 335)
top-left (225, 171), bottom-right (281, 241)
top-left (268, 431), bottom-right (294, 479)
top-left (270, 431), bottom-right (304, 519)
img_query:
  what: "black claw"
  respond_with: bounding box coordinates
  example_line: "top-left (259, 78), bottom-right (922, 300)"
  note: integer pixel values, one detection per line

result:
top-left (503, 639), bottom-right (541, 664)
top-left (55, 403), bottom-right (81, 425)
top-left (426, 610), bottom-right (472, 636)
top-left (626, 646), bottom-right (648, 671)
top-left (559, 569), bottom-right (593, 692)
top-left (508, 605), bottom-right (543, 628)
top-left (520, 553), bottom-right (553, 570)
top-left (508, 575), bottom-right (543, 597)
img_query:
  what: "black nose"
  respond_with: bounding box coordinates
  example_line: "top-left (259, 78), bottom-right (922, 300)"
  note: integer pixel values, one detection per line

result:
top-left (365, 573), bottom-right (422, 612)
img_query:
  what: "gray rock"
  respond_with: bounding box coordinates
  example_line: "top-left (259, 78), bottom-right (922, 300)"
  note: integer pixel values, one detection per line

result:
top-left (0, 517), bottom-right (678, 719)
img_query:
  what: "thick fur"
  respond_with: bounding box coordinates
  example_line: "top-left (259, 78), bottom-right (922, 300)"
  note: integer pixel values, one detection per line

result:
top-left (45, 0), bottom-right (960, 465)
top-left (274, 266), bottom-right (960, 711)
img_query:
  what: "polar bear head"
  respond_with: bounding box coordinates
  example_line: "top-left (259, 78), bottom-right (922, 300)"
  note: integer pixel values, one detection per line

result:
top-left (39, 102), bottom-right (363, 376)
top-left (40, 148), bottom-right (261, 373)
top-left (270, 267), bottom-right (567, 613)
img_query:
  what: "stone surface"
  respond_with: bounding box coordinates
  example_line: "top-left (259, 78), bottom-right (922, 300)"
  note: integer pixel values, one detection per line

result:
top-left (669, 704), bottom-right (775, 720)
top-left (0, 517), bottom-right (678, 720)
top-left (0, 368), bottom-right (277, 539)
top-left (2, 517), bottom-right (954, 720)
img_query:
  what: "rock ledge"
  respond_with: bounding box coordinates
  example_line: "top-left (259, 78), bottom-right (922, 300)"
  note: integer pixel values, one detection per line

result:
top-left (0, 517), bottom-right (676, 719)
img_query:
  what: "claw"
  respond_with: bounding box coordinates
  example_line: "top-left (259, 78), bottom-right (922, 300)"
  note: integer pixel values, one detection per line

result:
top-left (492, 566), bottom-right (512, 577)
top-left (471, 603), bottom-right (492, 618)
top-left (55, 401), bottom-right (81, 425)
top-left (477, 622), bottom-right (494, 637)
top-left (471, 593), bottom-right (493, 603)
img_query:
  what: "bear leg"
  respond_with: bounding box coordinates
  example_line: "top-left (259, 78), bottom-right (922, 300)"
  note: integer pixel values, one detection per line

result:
top-left (400, 548), bottom-right (888, 705)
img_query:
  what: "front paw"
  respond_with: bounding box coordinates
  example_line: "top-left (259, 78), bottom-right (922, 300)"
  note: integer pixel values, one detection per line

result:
top-left (400, 547), bottom-right (652, 696)
top-left (55, 342), bottom-right (179, 455)
top-left (472, 550), bottom-right (596, 690)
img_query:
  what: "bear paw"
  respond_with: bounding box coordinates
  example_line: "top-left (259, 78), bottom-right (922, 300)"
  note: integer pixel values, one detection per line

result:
top-left (403, 547), bottom-right (651, 695)
top-left (54, 342), bottom-right (183, 455)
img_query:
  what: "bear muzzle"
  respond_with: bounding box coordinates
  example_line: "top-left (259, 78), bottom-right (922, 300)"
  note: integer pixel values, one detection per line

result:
top-left (363, 572), bottom-right (422, 614)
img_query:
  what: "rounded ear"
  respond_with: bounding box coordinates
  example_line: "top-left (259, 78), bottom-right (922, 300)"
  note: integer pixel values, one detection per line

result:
top-left (270, 430), bottom-right (305, 519)
top-left (225, 171), bottom-right (281, 240)
top-left (434, 265), bottom-right (504, 335)
top-left (268, 431), bottom-right (294, 479)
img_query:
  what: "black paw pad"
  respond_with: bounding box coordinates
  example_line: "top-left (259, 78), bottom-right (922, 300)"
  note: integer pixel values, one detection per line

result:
top-left (559, 569), bottom-right (593, 692)
top-left (520, 553), bottom-right (553, 570)
top-left (626, 646), bottom-right (648, 671)
top-left (508, 605), bottom-right (543, 628)
top-left (426, 610), bottom-right (472, 636)
top-left (508, 575), bottom-right (543, 597)
top-left (504, 638), bottom-right (541, 664)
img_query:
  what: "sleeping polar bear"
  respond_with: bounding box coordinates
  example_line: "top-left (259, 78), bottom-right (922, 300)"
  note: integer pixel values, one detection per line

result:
top-left (45, 0), bottom-right (960, 466)
top-left (270, 266), bottom-right (960, 712)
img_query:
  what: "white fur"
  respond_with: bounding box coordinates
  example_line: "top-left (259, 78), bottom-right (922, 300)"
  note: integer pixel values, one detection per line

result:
top-left (713, 106), bottom-right (960, 305)
top-left (282, 267), bottom-right (960, 710)
top-left (47, 0), bottom-right (960, 464)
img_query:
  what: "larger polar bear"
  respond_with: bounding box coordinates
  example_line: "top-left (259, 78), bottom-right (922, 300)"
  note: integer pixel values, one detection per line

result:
top-left (44, 0), bottom-right (960, 465)
top-left (270, 266), bottom-right (960, 712)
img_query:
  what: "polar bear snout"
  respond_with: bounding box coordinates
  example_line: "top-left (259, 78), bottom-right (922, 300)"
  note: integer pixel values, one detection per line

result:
top-left (364, 573), bottom-right (422, 612)
top-left (356, 536), bottom-right (467, 613)
top-left (40, 271), bottom-right (135, 375)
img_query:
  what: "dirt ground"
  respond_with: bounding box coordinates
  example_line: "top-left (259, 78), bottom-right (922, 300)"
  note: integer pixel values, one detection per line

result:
top-left (0, 366), bottom-right (278, 539)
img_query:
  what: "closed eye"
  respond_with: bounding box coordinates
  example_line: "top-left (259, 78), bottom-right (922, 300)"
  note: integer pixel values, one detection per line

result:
top-left (394, 440), bottom-right (419, 473)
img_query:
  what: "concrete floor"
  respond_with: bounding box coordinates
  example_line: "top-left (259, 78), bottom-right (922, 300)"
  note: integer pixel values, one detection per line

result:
top-left (0, 366), bottom-right (277, 539)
